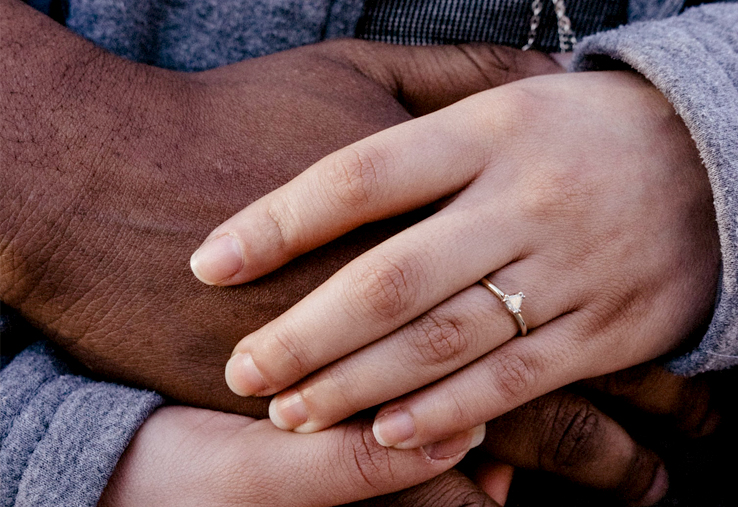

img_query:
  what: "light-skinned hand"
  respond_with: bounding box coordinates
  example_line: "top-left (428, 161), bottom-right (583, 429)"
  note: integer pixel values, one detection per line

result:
top-left (199, 71), bottom-right (720, 449)
top-left (98, 407), bottom-right (490, 507)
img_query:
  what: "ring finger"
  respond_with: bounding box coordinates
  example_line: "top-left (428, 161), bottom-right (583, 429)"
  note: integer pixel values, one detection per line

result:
top-left (267, 257), bottom-right (583, 434)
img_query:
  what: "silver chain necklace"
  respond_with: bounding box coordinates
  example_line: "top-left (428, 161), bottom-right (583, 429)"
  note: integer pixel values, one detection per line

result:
top-left (521, 0), bottom-right (577, 52)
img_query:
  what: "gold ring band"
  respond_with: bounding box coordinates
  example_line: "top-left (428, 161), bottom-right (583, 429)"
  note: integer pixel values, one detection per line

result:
top-left (479, 277), bottom-right (528, 336)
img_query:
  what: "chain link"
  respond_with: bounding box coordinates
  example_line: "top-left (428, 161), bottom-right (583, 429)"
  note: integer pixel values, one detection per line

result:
top-left (521, 0), bottom-right (543, 51)
top-left (522, 0), bottom-right (577, 52)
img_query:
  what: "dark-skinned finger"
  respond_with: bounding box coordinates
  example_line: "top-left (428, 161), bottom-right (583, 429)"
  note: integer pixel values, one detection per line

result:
top-left (482, 390), bottom-right (669, 506)
top-left (577, 362), bottom-right (720, 437)
top-left (333, 41), bottom-right (564, 116)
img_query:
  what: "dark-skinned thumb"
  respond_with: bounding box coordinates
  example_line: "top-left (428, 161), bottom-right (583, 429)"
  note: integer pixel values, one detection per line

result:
top-left (325, 40), bottom-right (565, 116)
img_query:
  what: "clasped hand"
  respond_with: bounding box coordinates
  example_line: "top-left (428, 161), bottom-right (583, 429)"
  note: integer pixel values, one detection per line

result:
top-left (194, 70), bottom-right (721, 449)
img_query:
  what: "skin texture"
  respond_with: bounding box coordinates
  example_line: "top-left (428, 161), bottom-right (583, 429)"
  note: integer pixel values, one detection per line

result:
top-left (1, 2), bottom-right (725, 505)
top-left (98, 407), bottom-right (491, 507)
top-left (99, 362), bottom-right (726, 506)
top-left (476, 362), bottom-right (726, 506)
top-left (211, 71), bottom-right (721, 447)
top-left (0, 0), bottom-right (563, 417)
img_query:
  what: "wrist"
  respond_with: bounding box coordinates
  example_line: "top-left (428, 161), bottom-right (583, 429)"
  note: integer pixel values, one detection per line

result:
top-left (0, 0), bottom-right (189, 305)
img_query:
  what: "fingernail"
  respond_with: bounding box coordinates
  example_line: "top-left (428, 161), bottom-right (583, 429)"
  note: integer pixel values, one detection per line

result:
top-left (269, 389), bottom-right (308, 430)
top-left (225, 352), bottom-right (268, 396)
top-left (373, 410), bottom-right (416, 447)
top-left (422, 424), bottom-right (486, 460)
top-left (637, 463), bottom-right (669, 506)
top-left (190, 234), bottom-right (243, 285)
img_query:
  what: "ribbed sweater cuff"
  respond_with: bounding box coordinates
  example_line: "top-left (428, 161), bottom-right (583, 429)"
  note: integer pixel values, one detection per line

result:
top-left (0, 341), bottom-right (163, 507)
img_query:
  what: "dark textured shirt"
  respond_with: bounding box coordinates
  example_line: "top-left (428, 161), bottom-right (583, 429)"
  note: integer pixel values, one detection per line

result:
top-left (356, 0), bottom-right (629, 52)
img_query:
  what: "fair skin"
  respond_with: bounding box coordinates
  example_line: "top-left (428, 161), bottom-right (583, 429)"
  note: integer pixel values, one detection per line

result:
top-left (197, 70), bottom-right (720, 449)
top-left (98, 407), bottom-right (488, 507)
top-left (100, 362), bottom-right (726, 506)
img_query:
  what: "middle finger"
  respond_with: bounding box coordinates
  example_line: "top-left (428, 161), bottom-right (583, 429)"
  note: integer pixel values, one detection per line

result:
top-left (225, 191), bottom-right (523, 398)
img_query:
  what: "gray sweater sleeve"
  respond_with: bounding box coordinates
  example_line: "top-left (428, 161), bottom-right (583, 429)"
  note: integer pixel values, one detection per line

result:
top-left (572, 1), bottom-right (738, 375)
top-left (0, 339), bottom-right (163, 507)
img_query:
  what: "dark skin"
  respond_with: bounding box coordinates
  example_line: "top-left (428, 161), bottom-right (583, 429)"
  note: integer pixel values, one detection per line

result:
top-left (476, 362), bottom-right (729, 506)
top-left (0, 0), bottom-right (561, 418)
top-left (1, 2), bottom-right (729, 505)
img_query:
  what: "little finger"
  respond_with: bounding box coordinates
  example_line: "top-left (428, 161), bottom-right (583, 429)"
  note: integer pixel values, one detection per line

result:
top-left (372, 312), bottom-right (607, 449)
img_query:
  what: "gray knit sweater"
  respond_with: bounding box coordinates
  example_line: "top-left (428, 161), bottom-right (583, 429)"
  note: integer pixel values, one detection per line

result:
top-left (2, 0), bottom-right (738, 505)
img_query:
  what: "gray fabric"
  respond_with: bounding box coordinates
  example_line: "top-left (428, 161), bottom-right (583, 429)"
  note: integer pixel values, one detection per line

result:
top-left (0, 341), bottom-right (162, 506)
top-left (572, 2), bottom-right (738, 374)
top-left (66, 0), bottom-right (363, 71)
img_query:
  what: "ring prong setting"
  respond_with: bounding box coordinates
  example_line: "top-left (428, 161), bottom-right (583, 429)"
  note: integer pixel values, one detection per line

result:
top-left (502, 293), bottom-right (525, 314)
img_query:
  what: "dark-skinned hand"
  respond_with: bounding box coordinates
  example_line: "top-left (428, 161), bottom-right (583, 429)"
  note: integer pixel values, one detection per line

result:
top-left (0, 0), bottom-right (563, 417)
top-left (467, 362), bottom-right (732, 506)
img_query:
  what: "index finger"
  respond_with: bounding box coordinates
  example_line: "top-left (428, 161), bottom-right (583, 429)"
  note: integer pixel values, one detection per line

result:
top-left (189, 94), bottom-right (503, 286)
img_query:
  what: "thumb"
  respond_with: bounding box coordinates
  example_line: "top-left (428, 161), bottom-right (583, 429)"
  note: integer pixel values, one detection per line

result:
top-left (333, 41), bottom-right (565, 116)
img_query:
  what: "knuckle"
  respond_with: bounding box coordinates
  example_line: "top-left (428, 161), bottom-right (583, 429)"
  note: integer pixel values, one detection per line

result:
top-left (350, 255), bottom-right (421, 322)
top-left (410, 311), bottom-right (471, 367)
top-left (470, 43), bottom-right (516, 80)
top-left (489, 85), bottom-right (540, 132)
top-left (263, 327), bottom-right (312, 381)
top-left (540, 398), bottom-right (603, 471)
top-left (323, 360), bottom-right (364, 412)
top-left (341, 423), bottom-right (394, 492)
top-left (326, 145), bottom-right (389, 210)
top-left (444, 385), bottom-right (477, 431)
top-left (489, 350), bottom-right (538, 405)
top-left (263, 198), bottom-right (299, 255)
top-left (444, 44), bottom-right (514, 90)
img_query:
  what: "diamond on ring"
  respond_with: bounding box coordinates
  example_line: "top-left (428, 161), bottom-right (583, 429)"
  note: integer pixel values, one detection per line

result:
top-left (479, 278), bottom-right (528, 336)
top-left (502, 293), bottom-right (525, 314)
